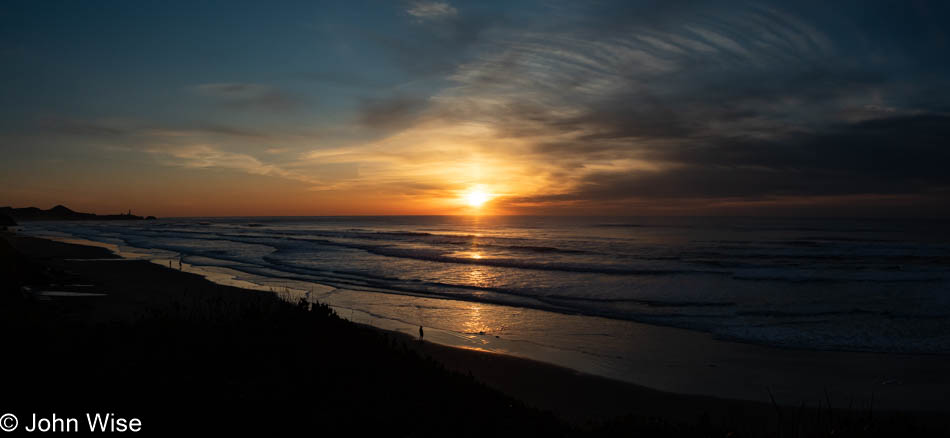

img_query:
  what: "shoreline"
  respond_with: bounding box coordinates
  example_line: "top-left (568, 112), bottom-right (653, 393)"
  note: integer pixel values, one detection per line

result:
top-left (14, 233), bottom-right (950, 416)
top-left (27, 227), bottom-right (948, 356)
top-left (4, 232), bottom-right (948, 435)
top-left (23, 225), bottom-right (949, 356)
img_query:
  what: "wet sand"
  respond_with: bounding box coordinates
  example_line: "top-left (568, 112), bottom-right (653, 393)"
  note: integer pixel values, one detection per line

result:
top-left (343, 293), bottom-right (950, 414)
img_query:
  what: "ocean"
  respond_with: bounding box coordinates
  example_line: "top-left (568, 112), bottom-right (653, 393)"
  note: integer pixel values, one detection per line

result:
top-left (21, 216), bottom-right (950, 375)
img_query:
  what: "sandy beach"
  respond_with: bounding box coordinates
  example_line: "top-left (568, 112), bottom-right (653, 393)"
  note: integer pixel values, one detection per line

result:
top-left (3, 232), bottom-right (947, 436)
top-left (342, 291), bottom-right (950, 414)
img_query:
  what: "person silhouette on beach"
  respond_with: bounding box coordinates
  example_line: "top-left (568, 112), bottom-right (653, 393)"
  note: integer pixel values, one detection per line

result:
top-left (178, 255), bottom-right (182, 271)
top-left (419, 325), bottom-right (424, 341)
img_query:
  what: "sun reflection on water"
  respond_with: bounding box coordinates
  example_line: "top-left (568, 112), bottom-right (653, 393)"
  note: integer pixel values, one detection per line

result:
top-left (463, 264), bottom-right (493, 289)
top-left (463, 304), bottom-right (492, 336)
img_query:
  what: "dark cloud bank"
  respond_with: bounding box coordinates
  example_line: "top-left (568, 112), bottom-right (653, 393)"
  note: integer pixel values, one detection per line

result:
top-left (453, 0), bottom-right (950, 215)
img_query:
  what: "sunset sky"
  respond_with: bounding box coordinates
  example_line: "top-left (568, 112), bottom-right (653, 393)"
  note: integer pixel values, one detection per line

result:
top-left (2, 0), bottom-right (948, 217)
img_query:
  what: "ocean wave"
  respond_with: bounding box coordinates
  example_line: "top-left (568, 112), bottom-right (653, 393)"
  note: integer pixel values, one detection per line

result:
top-left (351, 246), bottom-right (696, 276)
top-left (591, 223), bottom-right (647, 228)
top-left (22, 218), bottom-right (950, 354)
top-left (734, 308), bottom-right (950, 319)
top-left (730, 268), bottom-right (945, 283)
top-left (540, 294), bottom-right (736, 307)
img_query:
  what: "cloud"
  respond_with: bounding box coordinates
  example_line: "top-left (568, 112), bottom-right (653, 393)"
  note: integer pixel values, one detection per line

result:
top-left (37, 117), bottom-right (271, 140)
top-left (193, 83), bottom-right (303, 112)
top-left (39, 117), bottom-right (130, 137)
top-left (358, 95), bottom-right (429, 131)
top-left (407, 1), bottom-right (458, 21)
top-left (142, 125), bottom-right (272, 140)
top-left (148, 144), bottom-right (358, 185)
top-left (354, 1), bottom-right (950, 213)
top-left (154, 144), bottom-right (278, 175)
top-left (365, 2), bottom-right (496, 78)
top-left (506, 114), bottom-right (950, 209)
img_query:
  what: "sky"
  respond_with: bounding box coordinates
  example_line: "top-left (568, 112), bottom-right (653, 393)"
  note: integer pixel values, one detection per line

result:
top-left (1, 0), bottom-right (948, 217)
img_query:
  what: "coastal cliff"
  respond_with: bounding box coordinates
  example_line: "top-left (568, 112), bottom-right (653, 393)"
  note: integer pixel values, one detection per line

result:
top-left (0, 205), bottom-right (156, 221)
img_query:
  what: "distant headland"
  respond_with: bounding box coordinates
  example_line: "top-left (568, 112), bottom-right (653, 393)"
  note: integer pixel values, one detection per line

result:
top-left (0, 205), bottom-right (156, 222)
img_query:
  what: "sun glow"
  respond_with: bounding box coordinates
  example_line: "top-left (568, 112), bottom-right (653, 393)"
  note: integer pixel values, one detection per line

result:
top-left (463, 187), bottom-right (492, 208)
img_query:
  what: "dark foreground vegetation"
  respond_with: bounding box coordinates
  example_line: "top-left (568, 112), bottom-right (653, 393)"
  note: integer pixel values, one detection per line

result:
top-left (1, 233), bottom-right (945, 436)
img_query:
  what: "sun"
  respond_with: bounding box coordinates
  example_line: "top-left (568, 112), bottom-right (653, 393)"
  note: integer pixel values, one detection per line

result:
top-left (462, 187), bottom-right (492, 208)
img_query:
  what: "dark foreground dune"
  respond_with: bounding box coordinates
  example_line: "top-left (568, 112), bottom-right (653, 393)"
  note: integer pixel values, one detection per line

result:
top-left (1, 233), bottom-right (946, 436)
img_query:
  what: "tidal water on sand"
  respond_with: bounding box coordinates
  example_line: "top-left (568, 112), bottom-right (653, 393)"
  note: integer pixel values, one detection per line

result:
top-left (22, 216), bottom-right (950, 359)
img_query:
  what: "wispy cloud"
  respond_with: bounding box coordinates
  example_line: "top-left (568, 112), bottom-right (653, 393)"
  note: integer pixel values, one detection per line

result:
top-left (193, 83), bottom-right (303, 112)
top-left (407, 1), bottom-right (458, 21)
top-left (149, 144), bottom-right (326, 184)
top-left (358, 95), bottom-right (429, 131)
top-left (153, 144), bottom-right (279, 175)
top-left (348, 1), bottom-right (950, 212)
top-left (38, 117), bottom-right (271, 140)
top-left (39, 117), bottom-right (132, 137)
